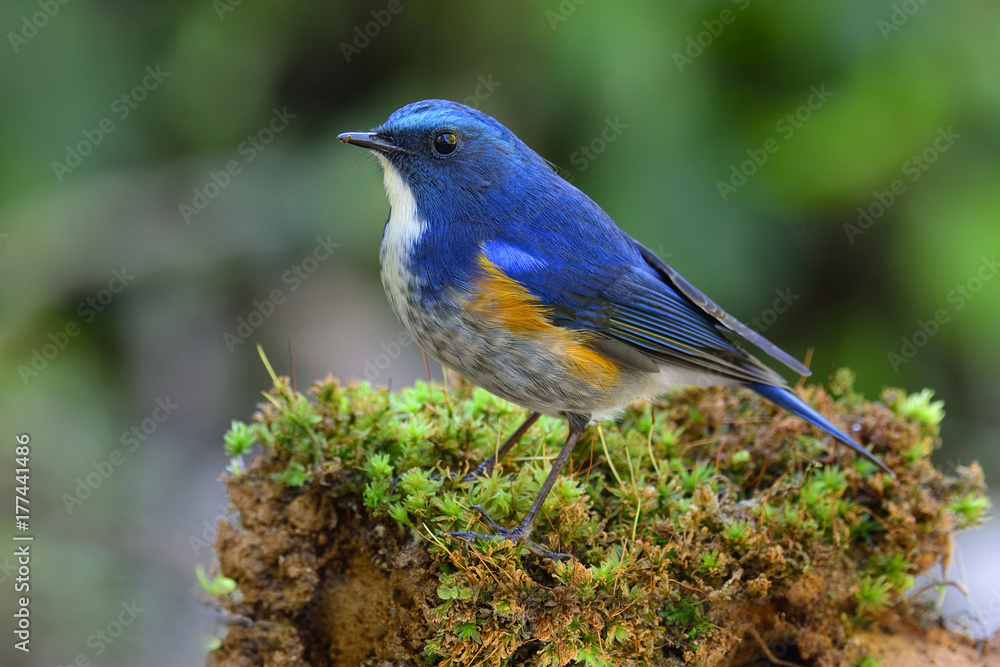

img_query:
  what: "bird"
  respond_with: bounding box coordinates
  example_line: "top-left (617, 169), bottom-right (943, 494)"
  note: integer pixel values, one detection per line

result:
top-left (339, 99), bottom-right (892, 559)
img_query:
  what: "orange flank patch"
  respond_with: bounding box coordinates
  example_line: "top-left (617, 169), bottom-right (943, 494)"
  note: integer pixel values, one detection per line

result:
top-left (469, 254), bottom-right (621, 389)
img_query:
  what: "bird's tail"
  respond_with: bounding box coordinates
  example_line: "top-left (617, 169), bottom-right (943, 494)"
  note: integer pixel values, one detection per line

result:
top-left (746, 382), bottom-right (894, 477)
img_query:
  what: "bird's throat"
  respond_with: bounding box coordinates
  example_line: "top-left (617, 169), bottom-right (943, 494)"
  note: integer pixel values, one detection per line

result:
top-left (377, 158), bottom-right (427, 333)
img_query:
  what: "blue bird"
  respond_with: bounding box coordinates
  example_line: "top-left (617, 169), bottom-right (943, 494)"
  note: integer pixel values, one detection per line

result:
top-left (340, 99), bottom-right (892, 558)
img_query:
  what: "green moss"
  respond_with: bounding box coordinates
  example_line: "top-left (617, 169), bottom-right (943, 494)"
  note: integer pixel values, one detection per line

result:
top-left (196, 564), bottom-right (236, 598)
top-left (211, 370), bottom-right (989, 666)
top-left (854, 575), bottom-right (895, 617)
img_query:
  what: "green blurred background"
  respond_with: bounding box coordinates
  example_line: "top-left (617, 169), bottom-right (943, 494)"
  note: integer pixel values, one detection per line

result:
top-left (1, 0), bottom-right (997, 663)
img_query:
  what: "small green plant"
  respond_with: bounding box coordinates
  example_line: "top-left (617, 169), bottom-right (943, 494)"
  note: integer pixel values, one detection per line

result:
top-left (454, 622), bottom-right (482, 645)
top-left (903, 438), bottom-right (930, 465)
top-left (196, 565), bottom-right (236, 598)
top-left (949, 491), bottom-right (991, 527)
top-left (224, 420), bottom-right (257, 455)
top-left (698, 550), bottom-right (723, 573)
top-left (723, 519), bottom-right (751, 543)
top-left (437, 583), bottom-right (474, 600)
top-left (364, 451), bottom-right (394, 480)
top-left (270, 459), bottom-right (308, 487)
top-left (855, 575), bottom-right (894, 616)
top-left (892, 388), bottom-right (945, 426)
top-left (678, 461), bottom-right (714, 493)
top-left (876, 553), bottom-right (915, 593)
top-left (730, 449), bottom-right (751, 466)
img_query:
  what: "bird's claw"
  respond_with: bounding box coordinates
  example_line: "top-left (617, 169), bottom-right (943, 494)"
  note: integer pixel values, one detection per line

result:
top-left (440, 505), bottom-right (573, 560)
top-left (467, 504), bottom-right (506, 531)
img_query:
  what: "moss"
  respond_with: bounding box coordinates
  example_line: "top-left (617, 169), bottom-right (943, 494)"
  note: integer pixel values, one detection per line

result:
top-left (207, 368), bottom-right (989, 666)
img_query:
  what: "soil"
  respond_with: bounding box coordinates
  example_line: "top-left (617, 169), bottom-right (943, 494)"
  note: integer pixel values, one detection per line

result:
top-left (209, 457), bottom-right (439, 666)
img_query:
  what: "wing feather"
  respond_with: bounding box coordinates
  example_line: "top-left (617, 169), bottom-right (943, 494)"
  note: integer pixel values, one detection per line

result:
top-left (481, 239), bottom-right (804, 387)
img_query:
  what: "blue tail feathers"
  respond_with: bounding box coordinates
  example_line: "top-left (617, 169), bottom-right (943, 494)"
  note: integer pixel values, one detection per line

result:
top-left (746, 382), bottom-right (894, 477)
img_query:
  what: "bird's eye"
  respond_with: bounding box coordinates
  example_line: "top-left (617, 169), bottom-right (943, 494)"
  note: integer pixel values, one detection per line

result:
top-left (433, 131), bottom-right (458, 155)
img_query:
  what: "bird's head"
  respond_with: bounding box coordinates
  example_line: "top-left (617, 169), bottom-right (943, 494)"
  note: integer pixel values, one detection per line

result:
top-left (339, 99), bottom-right (557, 224)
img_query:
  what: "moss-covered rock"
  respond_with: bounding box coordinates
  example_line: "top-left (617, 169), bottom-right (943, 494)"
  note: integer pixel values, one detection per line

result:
top-left (206, 368), bottom-right (989, 666)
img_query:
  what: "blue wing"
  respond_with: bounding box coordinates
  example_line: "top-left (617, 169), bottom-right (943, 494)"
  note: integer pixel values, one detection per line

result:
top-left (481, 238), bottom-right (794, 387)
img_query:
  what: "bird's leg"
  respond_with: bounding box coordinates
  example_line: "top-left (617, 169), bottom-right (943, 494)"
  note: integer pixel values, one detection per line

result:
top-left (461, 411), bottom-right (541, 482)
top-left (443, 413), bottom-right (589, 560)
top-left (389, 411), bottom-right (540, 493)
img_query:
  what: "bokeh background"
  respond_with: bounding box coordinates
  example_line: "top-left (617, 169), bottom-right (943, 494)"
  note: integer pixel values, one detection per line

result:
top-left (1, 1), bottom-right (997, 664)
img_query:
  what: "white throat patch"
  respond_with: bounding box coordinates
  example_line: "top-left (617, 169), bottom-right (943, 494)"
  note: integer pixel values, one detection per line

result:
top-left (377, 155), bottom-right (425, 257)
top-left (377, 155), bottom-right (426, 329)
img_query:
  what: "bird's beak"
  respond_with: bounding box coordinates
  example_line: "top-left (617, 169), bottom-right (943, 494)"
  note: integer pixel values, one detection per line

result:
top-left (337, 131), bottom-right (401, 154)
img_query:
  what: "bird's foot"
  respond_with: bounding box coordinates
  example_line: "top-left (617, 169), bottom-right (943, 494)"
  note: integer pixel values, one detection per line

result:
top-left (440, 505), bottom-right (572, 560)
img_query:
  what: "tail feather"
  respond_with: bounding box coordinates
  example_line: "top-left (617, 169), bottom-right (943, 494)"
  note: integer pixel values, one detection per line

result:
top-left (746, 382), bottom-right (894, 477)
